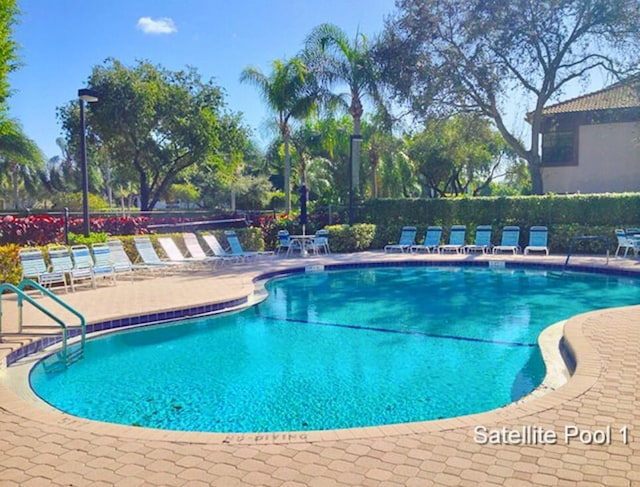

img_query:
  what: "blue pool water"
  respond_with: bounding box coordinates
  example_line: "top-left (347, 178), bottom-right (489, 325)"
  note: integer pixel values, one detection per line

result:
top-left (30, 266), bottom-right (640, 432)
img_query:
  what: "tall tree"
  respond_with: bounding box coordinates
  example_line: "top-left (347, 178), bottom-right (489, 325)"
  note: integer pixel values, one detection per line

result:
top-left (0, 0), bottom-right (19, 129)
top-left (406, 114), bottom-right (513, 197)
top-left (58, 58), bottom-right (237, 211)
top-left (240, 57), bottom-right (318, 214)
top-left (379, 0), bottom-right (640, 193)
top-left (0, 121), bottom-right (46, 208)
top-left (305, 23), bottom-right (386, 193)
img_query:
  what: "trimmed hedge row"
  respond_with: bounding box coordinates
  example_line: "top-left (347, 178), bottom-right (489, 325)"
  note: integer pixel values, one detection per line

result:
top-left (359, 193), bottom-right (639, 253)
top-left (360, 193), bottom-right (640, 228)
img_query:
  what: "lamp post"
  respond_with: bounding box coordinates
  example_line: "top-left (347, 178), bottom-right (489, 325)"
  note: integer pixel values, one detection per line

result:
top-left (348, 134), bottom-right (363, 224)
top-left (78, 88), bottom-right (99, 237)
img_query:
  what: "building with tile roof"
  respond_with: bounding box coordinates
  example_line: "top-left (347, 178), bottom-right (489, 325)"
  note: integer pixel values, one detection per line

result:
top-left (538, 77), bottom-right (640, 193)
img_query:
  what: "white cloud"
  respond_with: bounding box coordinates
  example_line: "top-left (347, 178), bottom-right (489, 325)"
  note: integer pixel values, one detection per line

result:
top-left (136, 17), bottom-right (177, 35)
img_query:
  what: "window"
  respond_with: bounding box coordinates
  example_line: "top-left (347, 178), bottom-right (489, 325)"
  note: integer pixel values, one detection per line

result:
top-left (542, 131), bottom-right (576, 166)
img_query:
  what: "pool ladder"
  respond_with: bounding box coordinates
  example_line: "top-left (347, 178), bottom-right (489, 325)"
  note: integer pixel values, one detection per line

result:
top-left (564, 235), bottom-right (610, 269)
top-left (0, 279), bottom-right (86, 368)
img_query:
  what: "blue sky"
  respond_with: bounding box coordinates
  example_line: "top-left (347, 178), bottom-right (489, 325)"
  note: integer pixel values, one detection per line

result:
top-left (8, 0), bottom-right (395, 159)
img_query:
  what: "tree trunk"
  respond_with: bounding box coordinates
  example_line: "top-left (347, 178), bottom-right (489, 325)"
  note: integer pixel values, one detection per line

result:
top-left (11, 163), bottom-right (19, 209)
top-left (139, 171), bottom-right (150, 211)
top-left (369, 146), bottom-right (379, 199)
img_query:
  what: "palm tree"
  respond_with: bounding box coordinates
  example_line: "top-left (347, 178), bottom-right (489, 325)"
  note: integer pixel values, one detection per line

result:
top-left (305, 23), bottom-right (387, 192)
top-left (0, 120), bottom-right (46, 209)
top-left (240, 57), bottom-right (318, 214)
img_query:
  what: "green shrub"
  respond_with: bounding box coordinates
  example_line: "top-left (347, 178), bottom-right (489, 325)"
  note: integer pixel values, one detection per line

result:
top-left (0, 244), bottom-right (22, 285)
top-left (325, 224), bottom-right (376, 252)
top-left (67, 232), bottom-right (108, 246)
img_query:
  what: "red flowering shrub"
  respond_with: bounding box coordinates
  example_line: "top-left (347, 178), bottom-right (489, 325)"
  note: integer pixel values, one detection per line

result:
top-left (0, 214), bottom-right (151, 246)
top-left (0, 214), bottom-right (66, 245)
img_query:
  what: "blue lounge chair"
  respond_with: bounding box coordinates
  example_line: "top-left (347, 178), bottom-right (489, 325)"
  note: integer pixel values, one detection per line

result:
top-left (463, 225), bottom-right (492, 254)
top-left (438, 225), bottom-right (467, 254)
top-left (384, 226), bottom-right (417, 253)
top-left (18, 247), bottom-right (68, 292)
top-left (492, 226), bottom-right (521, 254)
top-left (524, 226), bottom-right (549, 255)
top-left (411, 226), bottom-right (442, 253)
top-left (224, 230), bottom-right (273, 260)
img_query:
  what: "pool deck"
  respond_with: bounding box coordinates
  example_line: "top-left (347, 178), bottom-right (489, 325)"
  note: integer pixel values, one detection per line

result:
top-left (1, 251), bottom-right (640, 486)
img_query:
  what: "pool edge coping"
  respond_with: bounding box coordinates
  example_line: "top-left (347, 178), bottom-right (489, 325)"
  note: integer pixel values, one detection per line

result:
top-left (0, 254), bottom-right (633, 445)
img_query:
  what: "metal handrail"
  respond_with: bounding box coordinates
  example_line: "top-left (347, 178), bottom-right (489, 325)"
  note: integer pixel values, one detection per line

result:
top-left (0, 280), bottom-right (86, 365)
top-left (564, 235), bottom-right (610, 269)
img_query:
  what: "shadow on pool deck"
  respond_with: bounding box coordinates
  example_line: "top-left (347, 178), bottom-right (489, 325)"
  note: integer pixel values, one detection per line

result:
top-left (1, 251), bottom-right (640, 486)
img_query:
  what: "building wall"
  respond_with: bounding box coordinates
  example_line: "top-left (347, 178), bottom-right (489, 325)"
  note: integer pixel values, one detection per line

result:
top-left (542, 121), bottom-right (640, 193)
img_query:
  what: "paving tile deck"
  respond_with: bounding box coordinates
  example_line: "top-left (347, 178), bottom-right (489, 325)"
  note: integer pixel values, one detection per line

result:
top-left (1, 251), bottom-right (639, 486)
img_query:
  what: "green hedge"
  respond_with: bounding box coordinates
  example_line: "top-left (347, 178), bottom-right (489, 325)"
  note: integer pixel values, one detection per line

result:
top-left (361, 194), bottom-right (640, 227)
top-left (324, 224), bottom-right (376, 252)
top-left (360, 193), bottom-right (640, 253)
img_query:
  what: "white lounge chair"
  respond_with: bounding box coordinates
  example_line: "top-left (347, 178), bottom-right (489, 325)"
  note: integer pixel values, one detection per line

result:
top-left (181, 233), bottom-right (222, 267)
top-left (106, 239), bottom-right (155, 278)
top-left (463, 225), bottom-right (492, 254)
top-left (18, 247), bottom-right (68, 292)
top-left (202, 234), bottom-right (242, 264)
top-left (411, 226), bottom-right (442, 253)
top-left (438, 225), bottom-right (466, 254)
top-left (48, 245), bottom-right (95, 291)
top-left (384, 226), bottom-right (417, 253)
top-left (157, 237), bottom-right (207, 268)
top-left (70, 244), bottom-right (116, 287)
top-left (133, 236), bottom-right (185, 271)
top-left (492, 226), bottom-right (521, 254)
top-left (524, 226), bottom-right (550, 255)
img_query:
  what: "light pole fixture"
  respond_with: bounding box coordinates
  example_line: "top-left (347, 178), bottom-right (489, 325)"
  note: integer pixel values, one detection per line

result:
top-left (78, 88), bottom-right (99, 237)
top-left (348, 134), bottom-right (363, 225)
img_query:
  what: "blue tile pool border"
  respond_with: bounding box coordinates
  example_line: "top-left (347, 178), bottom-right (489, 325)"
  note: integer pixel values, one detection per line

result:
top-left (8, 258), bottom-right (640, 368)
top-left (5, 295), bottom-right (248, 367)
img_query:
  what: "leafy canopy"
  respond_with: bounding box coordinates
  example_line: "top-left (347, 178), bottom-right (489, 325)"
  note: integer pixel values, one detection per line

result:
top-left (378, 0), bottom-right (640, 193)
top-left (59, 58), bottom-right (243, 211)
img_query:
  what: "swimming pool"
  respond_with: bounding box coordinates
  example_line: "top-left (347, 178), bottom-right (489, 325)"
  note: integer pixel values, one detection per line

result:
top-left (29, 265), bottom-right (640, 433)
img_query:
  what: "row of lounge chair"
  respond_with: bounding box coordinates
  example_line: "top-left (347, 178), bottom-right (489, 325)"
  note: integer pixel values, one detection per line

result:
top-left (384, 225), bottom-right (549, 255)
top-left (18, 231), bottom-right (270, 292)
top-left (19, 244), bottom-right (117, 293)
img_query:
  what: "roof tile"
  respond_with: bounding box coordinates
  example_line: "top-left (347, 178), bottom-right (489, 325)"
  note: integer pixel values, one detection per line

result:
top-left (543, 78), bottom-right (640, 114)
